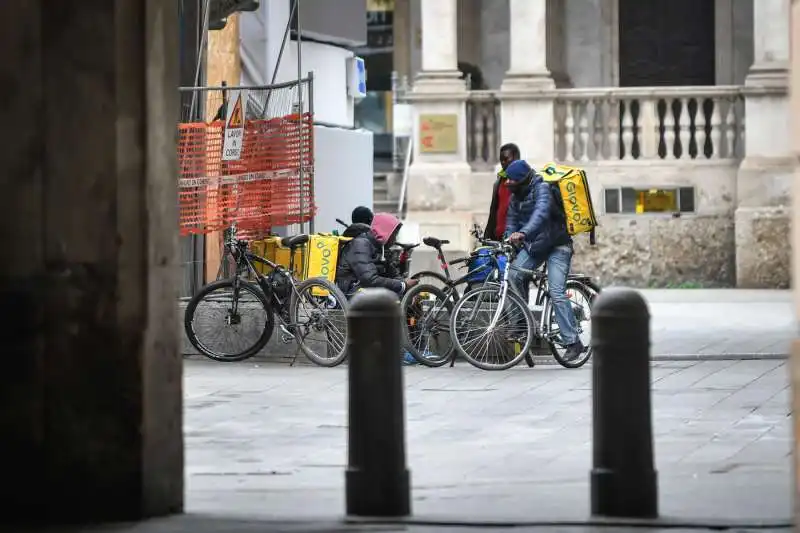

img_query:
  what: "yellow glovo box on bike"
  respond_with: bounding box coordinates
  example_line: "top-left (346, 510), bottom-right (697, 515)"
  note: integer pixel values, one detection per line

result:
top-left (539, 162), bottom-right (599, 245)
top-left (304, 234), bottom-right (351, 296)
top-left (251, 236), bottom-right (304, 277)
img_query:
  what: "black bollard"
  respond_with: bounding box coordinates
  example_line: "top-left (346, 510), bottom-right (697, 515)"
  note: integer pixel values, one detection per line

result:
top-left (345, 288), bottom-right (411, 517)
top-left (590, 288), bottom-right (658, 518)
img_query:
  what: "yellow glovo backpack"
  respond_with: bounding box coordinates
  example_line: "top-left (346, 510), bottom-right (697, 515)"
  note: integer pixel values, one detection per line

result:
top-left (539, 162), bottom-right (598, 245)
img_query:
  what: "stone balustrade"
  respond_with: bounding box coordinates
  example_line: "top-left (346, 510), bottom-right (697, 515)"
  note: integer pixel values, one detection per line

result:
top-left (466, 91), bottom-right (500, 169)
top-left (458, 86), bottom-right (746, 168)
top-left (554, 86), bottom-right (745, 162)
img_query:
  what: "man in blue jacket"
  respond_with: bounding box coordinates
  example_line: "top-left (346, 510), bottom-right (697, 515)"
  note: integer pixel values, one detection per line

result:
top-left (504, 159), bottom-right (584, 362)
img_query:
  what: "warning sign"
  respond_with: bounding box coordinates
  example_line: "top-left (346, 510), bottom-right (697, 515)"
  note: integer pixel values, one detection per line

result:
top-left (222, 89), bottom-right (248, 161)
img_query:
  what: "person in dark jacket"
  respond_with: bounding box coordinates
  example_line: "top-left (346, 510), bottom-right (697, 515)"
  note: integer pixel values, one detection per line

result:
top-left (484, 143), bottom-right (520, 241)
top-left (341, 206), bottom-right (374, 239)
top-left (504, 159), bottom-right (584, 362)
top-left (336, 212), bottom-right (418, 297)
top-left (351, 205), bottom-right (374, 226)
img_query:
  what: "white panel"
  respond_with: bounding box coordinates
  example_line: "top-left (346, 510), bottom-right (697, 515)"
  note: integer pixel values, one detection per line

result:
top-left (312, 126), bottom-right (374, 234)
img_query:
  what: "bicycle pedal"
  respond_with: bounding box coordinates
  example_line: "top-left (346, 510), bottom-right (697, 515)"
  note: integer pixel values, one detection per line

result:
top-left (279, 325), bottom-right (295, 343)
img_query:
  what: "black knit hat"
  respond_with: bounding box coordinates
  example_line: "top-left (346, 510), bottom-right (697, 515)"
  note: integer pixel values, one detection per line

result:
top-left (351, 206), bottom-right (374, 225)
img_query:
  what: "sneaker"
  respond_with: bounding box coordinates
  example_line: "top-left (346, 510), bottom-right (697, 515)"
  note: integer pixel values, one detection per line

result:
top-left (563, 340), bottom-right (585, 362)
top-left (402, 351), bottom-right (419, 366)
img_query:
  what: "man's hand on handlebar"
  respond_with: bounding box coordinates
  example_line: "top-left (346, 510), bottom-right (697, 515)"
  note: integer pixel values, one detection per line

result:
top-left (508, 232), bottom-right (525, 244)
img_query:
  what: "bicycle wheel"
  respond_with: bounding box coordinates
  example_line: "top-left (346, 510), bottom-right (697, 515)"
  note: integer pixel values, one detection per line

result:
top-left (450, 286), bottom-right (534, 371)
top-left (546, 280), bottom-right (595, 369)
top-left (289, 277), bottom-right (350, 367)
top-left (401, 284), bottom-right (455, 367)
top-left (184, 278), bottom-right (275, 362)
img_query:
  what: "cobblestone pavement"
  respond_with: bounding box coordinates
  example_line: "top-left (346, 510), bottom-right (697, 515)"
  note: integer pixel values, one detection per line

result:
top-left (183, 358), bottom-right (793, 526)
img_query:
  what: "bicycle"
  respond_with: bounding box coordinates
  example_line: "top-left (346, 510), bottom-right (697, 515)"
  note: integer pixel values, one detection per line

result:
top-left (184, 231), bottom-right (350, 367)
top-left (400, 236), bottom-right (505, 367)
top-left (408, 223), bottom-right (497, 291)
top-left (449, 241), bottom-right (596, 370)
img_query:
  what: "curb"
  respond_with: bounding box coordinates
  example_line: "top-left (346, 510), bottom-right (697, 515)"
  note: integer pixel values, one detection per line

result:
top-left (344, 515), bottom-right (793, 530)
top-left (651, 352), bottom-right (788, 361)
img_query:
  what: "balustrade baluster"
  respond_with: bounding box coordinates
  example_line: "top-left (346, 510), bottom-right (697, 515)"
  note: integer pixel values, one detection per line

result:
top-left (486, 98), bottom-right (498, 165)
top-left (565, 101), bottom-right (576, 161)
top-left (621, 101), bottom-right (634, 160)
top-left (709, 101), bottom-right (722, 159)
top-left (637, 97), bottom-right (658, 159)
top-left (696, 98), bottom-right (709, 159)
top-left (593, 99), bottom-right (605, 160)
top-left (608, 98), bottom-right (620, 159)
top-left (474, 103), bottom-right (486, 165)
top-left (578, 102), bottom-right (590, 161)
top-left (663, 98), bottom-right (676, 159)
top-left (678, 98), bottom-right (692, 159)
top-left (723, 98), bottom-right (736, 159)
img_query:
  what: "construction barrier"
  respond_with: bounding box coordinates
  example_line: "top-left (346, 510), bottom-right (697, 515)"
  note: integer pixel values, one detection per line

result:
top-left (177, 80), bottom-right (316, 240)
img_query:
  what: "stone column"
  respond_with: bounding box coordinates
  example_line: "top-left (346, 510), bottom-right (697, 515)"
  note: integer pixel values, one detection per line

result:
top-left (790, 0), bottom-right (800, 522)
top-left (499, 0), bottom-right (558, 165)
top-left (507, 0), bottom-right (549, 79)
top-left (405, 0), bottom-right (474, 267)
top-left (0, 0), bottom-right (183, 523)
top-left (735, 0), bottom-right (792, 287)
top-left (420, 0), bottom-right (459, 74)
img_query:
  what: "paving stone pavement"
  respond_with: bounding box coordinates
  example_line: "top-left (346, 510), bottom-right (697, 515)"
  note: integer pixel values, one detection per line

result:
top-left (181, 289), bottom-right (796, 363)
top-left (641, 289), bottom-right (794, 359)
top-left (182, 358), bottom-right (793, 527)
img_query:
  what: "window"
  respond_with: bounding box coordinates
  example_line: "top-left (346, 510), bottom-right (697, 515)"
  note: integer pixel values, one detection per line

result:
top-left (604, 187), bottom-right (695, 214)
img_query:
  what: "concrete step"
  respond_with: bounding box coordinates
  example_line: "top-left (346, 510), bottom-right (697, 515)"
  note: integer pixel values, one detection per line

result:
top-left (374, 199), bottom-right (400, 215)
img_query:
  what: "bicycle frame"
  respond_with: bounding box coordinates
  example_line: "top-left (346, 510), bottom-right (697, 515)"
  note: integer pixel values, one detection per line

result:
top-left (428, 243), bottom-right (500, 289)
top-left (226, 237), bottom-right (303, 326)
top-left (487, 244), bottom-right (515, 330)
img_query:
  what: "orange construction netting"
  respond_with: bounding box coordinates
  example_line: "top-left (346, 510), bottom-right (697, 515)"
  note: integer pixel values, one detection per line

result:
top-left (177, 112), bottom-right (315, 238)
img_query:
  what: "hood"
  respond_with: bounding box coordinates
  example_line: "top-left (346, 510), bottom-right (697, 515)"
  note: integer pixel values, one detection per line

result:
top-left (370, 213), bottom-right (402, 245)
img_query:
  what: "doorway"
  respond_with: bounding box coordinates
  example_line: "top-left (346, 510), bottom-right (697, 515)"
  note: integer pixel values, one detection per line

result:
top-left (618, 0), bottom-right (716, 86)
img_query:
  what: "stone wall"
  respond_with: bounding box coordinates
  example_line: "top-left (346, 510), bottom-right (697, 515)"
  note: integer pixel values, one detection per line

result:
top-left (571, 214), bottom-right (735, 287)
top-left (409, 161), bottom-right (747, 288)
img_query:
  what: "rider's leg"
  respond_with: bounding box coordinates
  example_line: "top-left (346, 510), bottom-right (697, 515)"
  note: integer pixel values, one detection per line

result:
top-left (547, 244), bottom-right (583, 360)
top-left (508, 247), bottom-right (541, 301)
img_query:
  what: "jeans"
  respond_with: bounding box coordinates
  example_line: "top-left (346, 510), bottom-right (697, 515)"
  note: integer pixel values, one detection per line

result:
top-left (508, 244), bottom-right (579, 345)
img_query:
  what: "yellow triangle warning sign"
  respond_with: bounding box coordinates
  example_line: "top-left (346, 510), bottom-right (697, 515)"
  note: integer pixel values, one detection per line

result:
top-left (227, 95), bottom-right (243, 128)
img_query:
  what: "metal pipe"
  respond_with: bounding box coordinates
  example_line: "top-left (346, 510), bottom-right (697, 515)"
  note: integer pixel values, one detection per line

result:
top-left (307, 70), bottom-right (315, 234)
top-left (397, 134), bottom-right (413, 218)
top-left (296, 0), bottom-right (306, 234)
top-left (268, 0), bottom-right (297, 86)
top-left (190, 0), bottom-right (212, 119)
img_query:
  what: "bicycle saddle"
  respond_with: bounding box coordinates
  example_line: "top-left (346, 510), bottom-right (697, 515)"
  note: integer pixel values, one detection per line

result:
top-left (281, 234), bottom-right (309, 248)
top-left (395, 242), bottom-right (420, 251)
top-left (423, 236), bottom-right (450, 248)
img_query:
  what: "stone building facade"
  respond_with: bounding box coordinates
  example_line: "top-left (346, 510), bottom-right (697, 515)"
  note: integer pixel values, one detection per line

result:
top-left (394, 0), bottom-right (790, 288)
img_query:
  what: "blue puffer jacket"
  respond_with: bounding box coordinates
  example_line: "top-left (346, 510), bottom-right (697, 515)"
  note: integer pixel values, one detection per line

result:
top-left (505, 172), bottom-right (571, 255)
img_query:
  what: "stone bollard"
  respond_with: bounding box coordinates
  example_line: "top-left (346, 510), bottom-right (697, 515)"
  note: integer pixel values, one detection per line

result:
top-left (345, 288), bottom-right (411, 517)
top-left (590, 288), bottom-right (658, 518)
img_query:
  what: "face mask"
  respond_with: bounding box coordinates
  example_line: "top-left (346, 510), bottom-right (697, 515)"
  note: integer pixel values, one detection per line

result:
top-left (507, 176), bottom-right (530, 195)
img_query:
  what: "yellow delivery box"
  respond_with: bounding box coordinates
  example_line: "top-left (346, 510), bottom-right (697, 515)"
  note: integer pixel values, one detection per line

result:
top-left (303, 234), bottom-right (352, 296)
